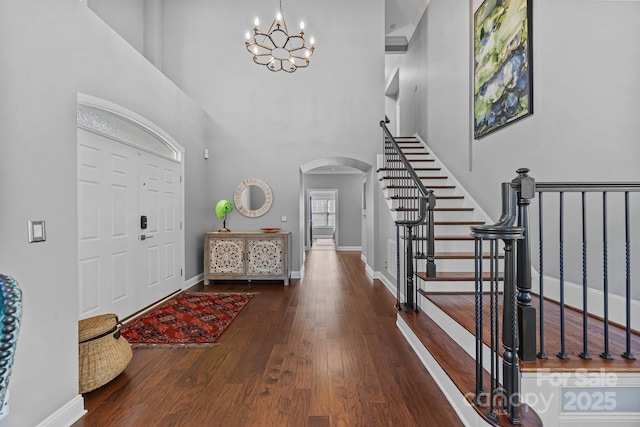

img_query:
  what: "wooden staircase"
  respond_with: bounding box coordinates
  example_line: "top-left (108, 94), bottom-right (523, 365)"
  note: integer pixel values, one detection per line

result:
top-left (379, 136), bottom-right (493, 292)
top-left (377, 135), bottom-right (640, 426)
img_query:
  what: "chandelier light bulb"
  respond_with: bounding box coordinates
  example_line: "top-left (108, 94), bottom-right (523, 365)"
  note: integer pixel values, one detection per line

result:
top-left (276, 12), bottom-right (282, 21)
top-left (253, 46), bottom-right (258, 54)
top-left (300, 21), bottom-right (305, 30)
top-left (245, 31), bottom-right (251, 40)
top-left (254, 17), bottom-right (259, 26)
top-left (310, 37), bottom-right (315, 45)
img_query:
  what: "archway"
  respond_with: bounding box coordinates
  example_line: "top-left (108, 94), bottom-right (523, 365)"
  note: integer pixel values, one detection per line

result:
top-left (298, 157), bottom-right (372, 276)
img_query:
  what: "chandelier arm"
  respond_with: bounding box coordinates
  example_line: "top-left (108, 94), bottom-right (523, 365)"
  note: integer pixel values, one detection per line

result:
top-left (254, 31), bottom-right (276, 50)
top-left (245, 0), bottom-right (313, 73)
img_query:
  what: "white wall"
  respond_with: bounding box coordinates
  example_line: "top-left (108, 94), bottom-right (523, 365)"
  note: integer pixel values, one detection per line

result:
top-left (0, 3), bottom-right (81, 425)
top-left (394, 0), bottom-right (640, 298)
top-left (160, 0), bottom-right (385, 272)
top-left (0, 1), bottom-right (214, 425)
top-left (76, 9), bottom-right (215, 282)
top-left (87, 0), bottom-right (145, 54)
top-left (397, 0), bottom-right (640, 206)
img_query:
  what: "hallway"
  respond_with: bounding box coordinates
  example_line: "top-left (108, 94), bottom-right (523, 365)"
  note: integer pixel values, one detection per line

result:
top-left (76, 250), bottom-right (462, 426)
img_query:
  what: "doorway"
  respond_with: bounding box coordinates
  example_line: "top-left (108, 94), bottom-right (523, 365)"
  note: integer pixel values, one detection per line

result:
top-left (309, 190), bottom-right (337, 250)
top-left (77, 96), bottom-right (184, 319)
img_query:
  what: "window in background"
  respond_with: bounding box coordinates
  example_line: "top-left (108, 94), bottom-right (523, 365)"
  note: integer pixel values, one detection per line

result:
top-left (311, 198), bottom-right (335, 227)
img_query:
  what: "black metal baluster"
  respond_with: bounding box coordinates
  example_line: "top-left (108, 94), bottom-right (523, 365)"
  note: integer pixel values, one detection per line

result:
top-left (426, 191), bottom-right (436, 278)
top-left (474, 237), bottom-right (484, 405)
top-left (601, 192), bottom-right (612, 359)
top-left (622, 191), bottom-right (636, 360)
top-left (487, 240), bottom-right (500, 421)
top-left (579, 192), bottom-right (591, 360)
top-left (395, 226), bottom-right (401, 310)
top-left (537, 192), bottom-right (548, 359)
top-left (502, 237), bottom-right (521, 424)
top-left (557, 192), bottom-right (569, 360)
top-left (494, 240), bottom-right (502, 418)
top-left (405, 225), bottom-right (414, 313)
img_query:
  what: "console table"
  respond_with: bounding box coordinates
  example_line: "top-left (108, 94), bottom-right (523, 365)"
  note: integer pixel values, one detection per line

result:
top-left (204, 231), bottom-right (291, 285)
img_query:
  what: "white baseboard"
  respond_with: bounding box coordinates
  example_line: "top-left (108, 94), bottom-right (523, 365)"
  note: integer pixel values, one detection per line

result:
top-left (336, 246), bottom-right (362, 251)
top-left (35, 395), bottom-right (86, 427)
top-left (373, 270), bottom-right (395, 296)
top-left (291, 270), bottom-right (302, 279)
top-left (184, 273), bottom-right (203, 289)
top-left (531, 270), bottom-right (639, 331)
top-left (396, 315), bottom-right (491, 427)
top-left (364, 263), bottom-right (375, 280)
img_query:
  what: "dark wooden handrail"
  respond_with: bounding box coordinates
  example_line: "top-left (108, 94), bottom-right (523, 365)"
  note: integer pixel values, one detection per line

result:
top-left (380, 119), bottom-right (436, 313)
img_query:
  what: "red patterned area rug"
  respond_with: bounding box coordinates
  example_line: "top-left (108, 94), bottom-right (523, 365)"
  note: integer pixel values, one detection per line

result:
top-left (121, 292), bottom-right (255, 349)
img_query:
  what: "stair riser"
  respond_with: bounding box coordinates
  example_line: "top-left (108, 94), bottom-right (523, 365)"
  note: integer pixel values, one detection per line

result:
top-left (432, 224), bottom-right (478, 235)
top-left (385, 187), bottom-right (459, 197)
top-left (396, 210), bottom-right (477, 222)
top-left (433, 239), bottom-right (475, 252)
top-left (416, 281), bottom-right (502, 293)
top-left (388, 198), bottom-right (464, 209)
top-left (414, 258), bottom-right (492, 272)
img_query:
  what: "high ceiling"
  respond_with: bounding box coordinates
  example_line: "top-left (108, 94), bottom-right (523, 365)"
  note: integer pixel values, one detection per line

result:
top-left (385, 0), bottom-right (429, 48)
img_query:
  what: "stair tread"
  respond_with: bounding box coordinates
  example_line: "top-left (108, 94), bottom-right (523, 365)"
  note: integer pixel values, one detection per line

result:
top-left (404, 235), bottom-right (475, 241)
top-left (435, 251), bottom-right (501, 259)
top-left (415, 252), bottom-right (503, 260)
top-left (391, 195), bottom-right (463, 200)
top-left (387, 185), bottom-right (456, 189)
top-left (381, 176), bottom-right (448, 180)
top-left (436, 235), bottom-right (474, 240)
top-left (420, 292), bottom-right (640, 372)
top-left (434, 221), bottom-right (485, 225)
top-left (378, 167), bottom-right (442, 171)
top-left (395, 207), bottom-right (474, 212)
top-left (388, 159), bottom-right (435, 162)
top-left (416, 271), bottom-right (502, 281)
top-left (398, 309), bottom-right (542, 426)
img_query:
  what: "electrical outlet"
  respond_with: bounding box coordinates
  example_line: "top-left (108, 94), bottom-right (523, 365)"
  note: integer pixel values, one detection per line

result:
top-left (281, 216), bottom-right (287, 222)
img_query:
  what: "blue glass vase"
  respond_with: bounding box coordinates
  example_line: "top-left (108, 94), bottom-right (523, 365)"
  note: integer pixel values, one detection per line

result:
top-left (0, 275), bottom-right (22, 420)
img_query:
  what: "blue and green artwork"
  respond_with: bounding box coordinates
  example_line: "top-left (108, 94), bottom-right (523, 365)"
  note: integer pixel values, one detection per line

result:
top-left (474, 0), bottom-right (532, 139)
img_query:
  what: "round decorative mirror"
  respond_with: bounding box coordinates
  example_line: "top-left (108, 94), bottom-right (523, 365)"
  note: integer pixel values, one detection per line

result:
top-left (234, 178), bottom-right (273, 217)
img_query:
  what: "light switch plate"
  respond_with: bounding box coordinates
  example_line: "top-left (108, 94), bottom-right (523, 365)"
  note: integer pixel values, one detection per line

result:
top-left (281, 216), bottom-right (287, 222)
top-left (28, 220), bottom-right (46, 243)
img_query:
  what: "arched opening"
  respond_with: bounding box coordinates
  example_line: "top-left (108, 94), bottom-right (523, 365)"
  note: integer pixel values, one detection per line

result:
top-left (299, 157), bottom-right (372, 275)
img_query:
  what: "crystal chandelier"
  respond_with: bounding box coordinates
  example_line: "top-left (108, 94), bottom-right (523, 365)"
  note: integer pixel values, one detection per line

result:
top-left (245, 1), bottom-right (315, 73)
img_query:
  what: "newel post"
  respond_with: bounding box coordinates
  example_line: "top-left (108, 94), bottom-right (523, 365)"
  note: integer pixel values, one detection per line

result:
top-left (512, 168), bottom-right (537, 362)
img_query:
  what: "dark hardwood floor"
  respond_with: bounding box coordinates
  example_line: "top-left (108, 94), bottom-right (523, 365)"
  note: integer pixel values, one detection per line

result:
top-left (74, 250), bottom-right (462, 427)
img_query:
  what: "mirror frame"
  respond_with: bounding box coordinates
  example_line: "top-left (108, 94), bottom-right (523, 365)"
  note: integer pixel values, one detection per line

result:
top-left (234, 178), bottom-right (273, 218)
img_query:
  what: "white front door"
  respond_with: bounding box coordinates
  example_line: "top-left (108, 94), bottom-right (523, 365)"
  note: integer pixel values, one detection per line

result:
top-left (138, 151), bottom-right (182, 308)
top-left (78, 130), bottom-right (139, 318)
top-left (78, 129), bottom-right (183, 319)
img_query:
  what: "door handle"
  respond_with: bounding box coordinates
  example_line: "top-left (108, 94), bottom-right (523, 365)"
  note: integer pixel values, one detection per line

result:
top-left (140, 234), bottom-right (154, 241)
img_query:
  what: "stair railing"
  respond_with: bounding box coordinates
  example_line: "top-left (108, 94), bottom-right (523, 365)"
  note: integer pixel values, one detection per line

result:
top-left (472, 168), bottom-right (640, 425)
top-left (380, 119), bottom-right (436, 312)
top-left (471, 182), bottom-right (524, 424)
top-left (532, 179), bottom-right (639, 361)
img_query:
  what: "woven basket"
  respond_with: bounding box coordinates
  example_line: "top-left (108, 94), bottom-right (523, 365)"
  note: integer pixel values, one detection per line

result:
top-left (78, 314), bottom-right (132, 394)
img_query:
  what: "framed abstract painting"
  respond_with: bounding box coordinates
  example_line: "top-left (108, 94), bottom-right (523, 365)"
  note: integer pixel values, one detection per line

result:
top-left (474, 0), bottom-right (533, 139)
